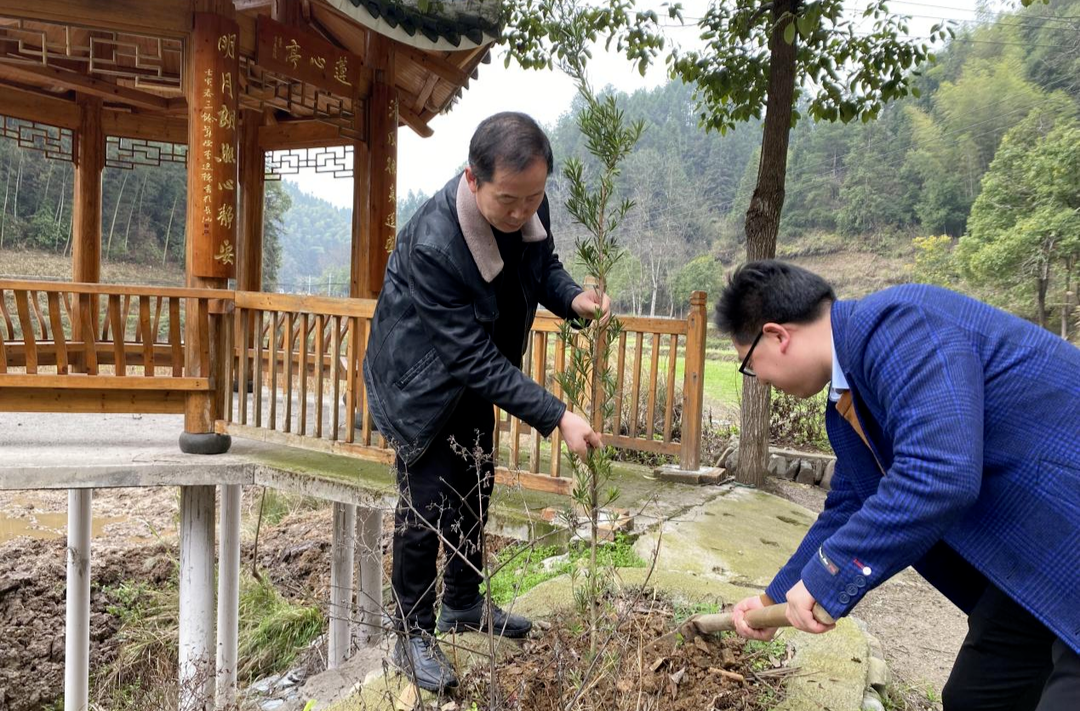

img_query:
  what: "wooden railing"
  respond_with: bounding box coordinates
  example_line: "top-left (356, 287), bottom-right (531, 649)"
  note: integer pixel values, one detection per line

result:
top-left (218, 291), bottom-right (388, 462)
top-left (1, 281), bottom-right (707, 493)
top-left (0, 280), bottom-right (221, 414)
top-left (494, 291), bottom-right (708, 490)
top-left (218, 290), bottom-right (709, 494)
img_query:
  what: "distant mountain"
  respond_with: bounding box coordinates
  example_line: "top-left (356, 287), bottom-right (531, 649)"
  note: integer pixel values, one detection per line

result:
top-left (276, 179), bottom-right (352, 290)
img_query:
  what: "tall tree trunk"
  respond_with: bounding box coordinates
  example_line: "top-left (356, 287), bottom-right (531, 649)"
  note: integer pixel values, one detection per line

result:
top-left (13, 150), bottom-right (23, 221)
top-left (163, 192), bottom-right (179, 267)
top-left (123, 171), bottom-right (148, 252)
top-left (55, 165), bottom-right (68, 250)
top-left (1, 156), bottom-right (9, 250)
top-left (738, 0), bottom-right (798, 488)
top-left (1063, 258), bottom-right (1073, 340)
top-left (105, 170), bottom-right (129, 259)
top-left (1036, 274), bottom-right (1048, 329)
top-left (42, 161), bottom-right (54, 211)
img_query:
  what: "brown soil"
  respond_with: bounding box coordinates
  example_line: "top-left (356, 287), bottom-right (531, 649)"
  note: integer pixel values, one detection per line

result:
top-left (0, 488), bottom-right (356, 710)
top-left (462, 593), bottom-right (791, 711)
top-left (0, 487), bottom-right (521, 710)
top-left (764, 478), bottom-right (966, 707)
top-left (0, 536), bottom-right (176, 711)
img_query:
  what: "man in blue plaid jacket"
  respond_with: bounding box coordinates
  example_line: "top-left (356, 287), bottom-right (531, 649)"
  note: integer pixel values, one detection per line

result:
top-left (715, 260), bottom-right (1079, 711)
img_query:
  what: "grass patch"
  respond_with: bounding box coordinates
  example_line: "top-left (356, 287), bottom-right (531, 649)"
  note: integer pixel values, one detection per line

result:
top-left (484, 534), bottom-right (646, 605)
top-left (675, 357), bottom-right (742, 410)
top-left (242, 488), bottom-right (325, 540)
top-left (93, 570), bottom-right (323, 708)
top-left (237, 573), bottom-right (324, 681)
top-left (741, 635), bottom-right (789, 671)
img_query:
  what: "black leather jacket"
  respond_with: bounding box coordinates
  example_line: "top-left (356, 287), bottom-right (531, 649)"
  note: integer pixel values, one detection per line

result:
top-left (362, 173), bottom-right (583, 465)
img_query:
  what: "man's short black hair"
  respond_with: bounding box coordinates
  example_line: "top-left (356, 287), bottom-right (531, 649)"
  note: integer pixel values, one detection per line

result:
top-left (468, 112), bottom-right (553, 185)
top-left (715, 260), bottom-right (837, 343)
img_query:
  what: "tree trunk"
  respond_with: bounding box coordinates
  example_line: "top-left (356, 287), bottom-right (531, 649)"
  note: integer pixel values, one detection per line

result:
top-left (13, 150), bottom-right (23, 221)
top-left (163, 192), bottom-right (179, 267)
top-left (42, 161), bottom-right (54, 211)
top-left (55, 165), bottom-right (68, 250)
top-left (1063, 258), bottom-right (1073, 340)
top-left (1, 155), bottom-right (9, 250)
top-left (737, 0), bottom-right (798, 488)
top-left (123, 171), bottom-right (148, 252)
top-left (1036, 274), bottom-right (1048, 329)
top-left (105, 170), bottom-right (129, 259)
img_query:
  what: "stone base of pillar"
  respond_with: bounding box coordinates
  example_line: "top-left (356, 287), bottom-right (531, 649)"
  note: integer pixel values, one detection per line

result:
top-left (179, 432), bottom-right (232, 455)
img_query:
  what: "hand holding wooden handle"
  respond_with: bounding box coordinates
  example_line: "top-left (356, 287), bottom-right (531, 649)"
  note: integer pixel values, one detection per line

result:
top-left (674, 602), bottom-right (835, 642)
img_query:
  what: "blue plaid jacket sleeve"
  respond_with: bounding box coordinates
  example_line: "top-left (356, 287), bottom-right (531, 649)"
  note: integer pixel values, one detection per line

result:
top-left (766, 406), bottom-right (862, 604)
top-left (799, 303), bottom-right (985, 619)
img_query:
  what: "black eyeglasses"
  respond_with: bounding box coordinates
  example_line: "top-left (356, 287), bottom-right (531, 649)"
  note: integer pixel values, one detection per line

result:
top-left (739, 331), bottom-right (764, 377)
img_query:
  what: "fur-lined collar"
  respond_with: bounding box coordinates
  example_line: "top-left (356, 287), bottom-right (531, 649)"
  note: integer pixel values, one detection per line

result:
top-left (455, 173), bottom-right (547, 283)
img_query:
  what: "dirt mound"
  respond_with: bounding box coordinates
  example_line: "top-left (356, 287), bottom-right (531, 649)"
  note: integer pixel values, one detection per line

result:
top-left (0, 537), bottom-right (174, 711)
top-left (462, 593), bottom-right (790, 711)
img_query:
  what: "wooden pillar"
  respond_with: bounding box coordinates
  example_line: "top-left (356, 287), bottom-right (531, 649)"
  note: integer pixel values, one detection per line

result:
top-left (354, 32), bottom-right (397, 299)
top-left (180, 3), bottom-right (238, 454)
top-left (72, 95), bottom-right (103, 285)
top-left (237, 109), bottom-right (265, 293)
top-left (71, 95), bottom-right (103, 373)
top-left (349, 138), bottom-right (371, 299)
top-left (680, 291), bottom-right (708, 471)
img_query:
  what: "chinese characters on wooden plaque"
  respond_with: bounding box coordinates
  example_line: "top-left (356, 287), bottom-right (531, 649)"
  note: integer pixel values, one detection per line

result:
top-left (256, 15), bottom-right (360, 95)
top-left (192, 12), bottom-right (239, 278)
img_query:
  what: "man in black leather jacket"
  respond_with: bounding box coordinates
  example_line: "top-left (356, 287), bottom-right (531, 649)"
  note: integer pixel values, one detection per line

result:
top-left (363, 112), bottom-right (609, 692)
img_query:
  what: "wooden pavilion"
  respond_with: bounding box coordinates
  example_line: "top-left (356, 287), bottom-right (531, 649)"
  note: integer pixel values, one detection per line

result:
top-left (0, 1), bottom-right (711, 708)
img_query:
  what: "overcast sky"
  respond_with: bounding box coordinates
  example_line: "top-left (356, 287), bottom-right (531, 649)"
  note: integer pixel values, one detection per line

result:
top-left (285, 0), bottom-right (988, 208)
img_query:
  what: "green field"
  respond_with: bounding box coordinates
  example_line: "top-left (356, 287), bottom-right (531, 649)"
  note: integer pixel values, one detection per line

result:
top-left (675, 355), bottom-right (742, 414)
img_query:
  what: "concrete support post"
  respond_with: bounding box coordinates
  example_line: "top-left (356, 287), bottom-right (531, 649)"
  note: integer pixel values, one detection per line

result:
top-left (64, 489), bottom-right (92, 711)
top-left (356, 506), bottom-right (383, 644)
top-left (329, 502), bottom-right (356, 668)
top-left (179, 485), bottom-right (217, 711)
top-left (215, 484), bottom-right (242, 709)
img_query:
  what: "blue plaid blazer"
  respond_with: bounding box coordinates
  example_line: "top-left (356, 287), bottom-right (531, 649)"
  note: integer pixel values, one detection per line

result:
top-left (766, 285), bottom-right (1080, 654)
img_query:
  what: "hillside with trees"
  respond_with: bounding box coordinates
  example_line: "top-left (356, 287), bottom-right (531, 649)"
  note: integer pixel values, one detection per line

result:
top-left (541, 0), bottom-right (1078, 337)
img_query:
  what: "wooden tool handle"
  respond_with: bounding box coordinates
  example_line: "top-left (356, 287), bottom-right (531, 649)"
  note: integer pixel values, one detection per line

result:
top-left (681, 602), bottom-right (836, 637)
top-left (744, 602), bottom-right (834, 629)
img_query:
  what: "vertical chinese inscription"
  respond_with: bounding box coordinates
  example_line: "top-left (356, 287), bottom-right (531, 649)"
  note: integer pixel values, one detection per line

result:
top-left (192, 13), bottom-right (239, 278)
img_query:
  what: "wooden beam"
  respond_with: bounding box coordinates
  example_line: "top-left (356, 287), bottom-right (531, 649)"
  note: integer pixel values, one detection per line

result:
top-left (102, 111), bottom-right (188, 144)
top-left (397, 104), bottom-right (433, 139)
top-left (0, 62), bottom-right (170, 111)
top-left (0, 84), bottom-right (79, 129)
top-left (394, 43), bottom-right (468, 87)
top-left (413, 74), bottom-right (440, 114)
top-left (494, 467), bottom-right (574, 496)
top-left (0, 0), bottom-right (191, 38)
top-left (0, 387), bottom-right (189, 414)
top-left (0, 374), bottom-right (209, 390)
top-left (258, 119), bottom-right (352, 150)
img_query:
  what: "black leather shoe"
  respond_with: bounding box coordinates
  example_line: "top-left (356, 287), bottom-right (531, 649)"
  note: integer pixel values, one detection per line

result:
top-left (392, 634), bottom-right (458, 693)
top-left (436, 598), bottom-right (532, 638)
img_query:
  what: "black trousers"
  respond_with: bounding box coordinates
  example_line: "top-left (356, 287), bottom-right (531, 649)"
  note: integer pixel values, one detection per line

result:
top-left (943, 584), bottom-right (1080, 711)
top-left (391, 391), bottom-right (495, 632)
